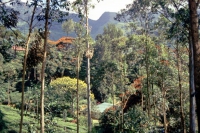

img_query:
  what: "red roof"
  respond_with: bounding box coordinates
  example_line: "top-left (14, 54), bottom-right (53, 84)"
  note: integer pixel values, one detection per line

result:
top-left (12, 45), bottom-right (25, 51)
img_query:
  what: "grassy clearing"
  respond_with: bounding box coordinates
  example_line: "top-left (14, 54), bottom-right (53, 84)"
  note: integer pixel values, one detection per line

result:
top-left (0, 105), bottom-right (87, 133)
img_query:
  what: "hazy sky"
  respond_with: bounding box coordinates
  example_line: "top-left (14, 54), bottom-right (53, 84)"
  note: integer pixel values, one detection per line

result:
top-left (84, 0), bottom-right (133, 20)
top-left (19, 0), bottom-right (133, 20)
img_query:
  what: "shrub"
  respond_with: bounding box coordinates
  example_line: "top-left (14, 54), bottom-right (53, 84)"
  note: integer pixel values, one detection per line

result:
top-left (0, 110), bottom-right (7, 131)
top-left (123, 106), bottom-right (150, 133)
top-left (99, 109), bottom-right (120, 133)
top-left (79, 115), bottom-right (87, 127)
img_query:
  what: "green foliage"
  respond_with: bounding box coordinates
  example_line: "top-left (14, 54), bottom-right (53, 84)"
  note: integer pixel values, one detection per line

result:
top-left (0, 3), bottom-right (19, 28)
top-left (99, 106), bottom-right (151, 133)
top-left (27, 33), bottom-right (44, 69)
top-left (0, 25), bottom-right (25, 62)
top-left (124, 106), bottom-right (150, 133)
top-left (62, 19), bottom-right (75, 36)
top-left (0, 110), bottom-right (7, 131)
top-left (99, 109), bottom-right (120, 133)
top-left (91, 24), bottom-right (127, 102)
top-left (0, 1), bottom-right (193, 132)
top-left (0, 105), bottom-right (87, 133)
top-left (50, 76), bottom-right (86, 92)
top-left (79, 115), bottom-right (87, 127)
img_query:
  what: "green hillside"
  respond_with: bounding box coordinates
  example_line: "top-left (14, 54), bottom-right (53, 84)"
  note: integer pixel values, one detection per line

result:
top-left (0, 105), bottom-right (87, 133)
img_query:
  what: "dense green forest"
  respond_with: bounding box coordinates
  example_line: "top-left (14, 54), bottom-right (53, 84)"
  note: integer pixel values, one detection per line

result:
top-left (0, 0), bottom-right (199, 133)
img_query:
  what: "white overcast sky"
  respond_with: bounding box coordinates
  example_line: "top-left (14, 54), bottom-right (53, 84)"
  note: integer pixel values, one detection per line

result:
top-left (84, 0), bottom-right (133, 20)
top-left (19, 0), bottom-right (133, 20)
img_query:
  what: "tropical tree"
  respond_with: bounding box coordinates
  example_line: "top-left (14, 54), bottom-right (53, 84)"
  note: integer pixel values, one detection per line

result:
top-left (62, 19), bottom-right (75, 36)
top-left (50, 76), bottom-right (87, 115)
top-left (72, 0), bottom-right (95, 131)
top-left (123, 106), bottom-right (150, 132)
top-left (91, 24), bottom-right (124, 102)
top-left (20, 2), bottom-right (40, 131)
top-left (0, 0), bottom-right (19, 28)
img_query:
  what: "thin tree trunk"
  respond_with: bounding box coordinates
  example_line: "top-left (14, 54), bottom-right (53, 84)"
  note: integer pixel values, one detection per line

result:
top-left (163, 90), bottom-right (167, 133)
top-left (189, 30), bottom-right (196, 133)
top-left (161, 74), bottom-right (167, 133)
top-left (141, 93), bottom-right (144, 109)
top-left (7, 81), bottom-right (10, 105)
top-left (121, 94), bottom-right (124, 132)
top-left (19, 2), bottom-right (37, 133)
top-left (152, 83), bottom-right (157, 128)
top-left (112, 73), bottom-right (114, 108)
top-left (145, 19), bottom-right (150, 117)
top-left (72, 99), bottom-right (74, 115)
top-left (77, 52), bottom-right (80, 133)
top-left (176, 43), bottom-right (186, 133)
top-left (40, 0), bottom-right (50, 132)
top-left (188, 0), bottom-right (200, 131)
top-left (85, 0), bottom-right (92, 132)
top-left (112, 73), bottom-right (115, 133)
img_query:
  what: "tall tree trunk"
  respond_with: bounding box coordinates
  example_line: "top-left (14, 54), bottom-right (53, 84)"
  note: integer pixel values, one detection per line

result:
top-left (189, 30), bottom-right (196, 133)
top-left (161, 73), bottom-right (167, 133)
top-left (145, 18), bottom-right (150, 117)
top-left (163, 90), bottom-right (167, 133)
top-left (84, 0), bottom-right (92, 132)
top-left (112, 72), bottom-right (115, 133)
top-left (188, 0), bottom-right (200, 131)
top-left (112, 73), bottom-right (114, 108)
top-left (40, 0), bottom-right (50, 132)
top-left (152, 83), bottom-right (157, 128)
top-left (19, 2), bottom-right (37, 133)
top-left (72, 98), bottom-right (74, 114)
top-left (7, 81), bottom-right (10, 105)
top-left (77, 52), bottom-right (80, 133)
top-left (176, 43), bottom-right (186, 133)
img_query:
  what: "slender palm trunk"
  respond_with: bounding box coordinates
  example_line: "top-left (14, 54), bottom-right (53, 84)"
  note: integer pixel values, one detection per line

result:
top-left (19, 3), bottom-right (37, 133)
top-left (40, 0), bottom-right (50, 132)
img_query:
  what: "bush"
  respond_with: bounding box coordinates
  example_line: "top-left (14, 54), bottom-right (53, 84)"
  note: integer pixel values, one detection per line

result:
top-left (79, 115), bottom-right (87, 127)
top-left (0, 110), bottom-right (7, 131)
top-left (99, 109), bottom-right (120, 133)
top-left (99, 106), bottom-right (150, 133)
top-left (123, 106), bottom-right (150, 133)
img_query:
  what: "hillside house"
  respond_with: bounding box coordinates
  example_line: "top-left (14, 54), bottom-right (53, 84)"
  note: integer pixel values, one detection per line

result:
top-left (81, 103), bottom-right (115, 119)
top-left (12, 45), bottom-right (25, 51)
top-left (48, 37), bottom-right (74, 50)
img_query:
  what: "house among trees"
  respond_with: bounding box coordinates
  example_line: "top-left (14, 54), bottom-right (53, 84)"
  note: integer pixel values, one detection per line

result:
top-left (92, 103), bottom-right (114, 119)
top-left (47, 36), bottom-right (74, 49)
top-left (11, 45), bottom-right (25, 51)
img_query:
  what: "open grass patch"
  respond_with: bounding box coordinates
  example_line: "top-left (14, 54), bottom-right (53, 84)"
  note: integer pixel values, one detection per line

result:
top-left (0, 105), bottom-right (87, 133)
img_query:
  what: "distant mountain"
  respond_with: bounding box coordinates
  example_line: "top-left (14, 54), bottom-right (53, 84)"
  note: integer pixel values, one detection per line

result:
top-left (10, 2), bottom-right (126, 39)
top-left (9, 2), bottom-right (160, 40)
top-left (16, 10), bottom-right (124, 40)
top-left (47, 12), bottom-right (123, 40)
top-left (89, 12), bottom-right (120, 38)
top-left (47, 12), bottom-right (120, 40)
top-left (5, 1), bottom-right (129, 40)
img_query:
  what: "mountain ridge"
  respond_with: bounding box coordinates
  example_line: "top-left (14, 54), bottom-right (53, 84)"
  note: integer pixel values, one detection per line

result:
top-left (10, 2), bottom-right (123, 39)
